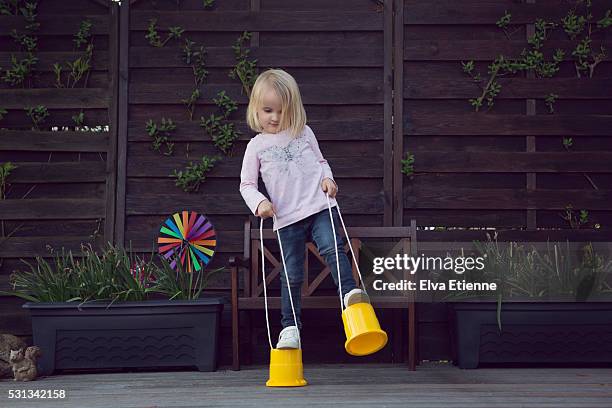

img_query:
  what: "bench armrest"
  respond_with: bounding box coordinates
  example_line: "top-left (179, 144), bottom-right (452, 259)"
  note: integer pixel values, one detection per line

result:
top-left (229, 256), bottom-right (250, 268)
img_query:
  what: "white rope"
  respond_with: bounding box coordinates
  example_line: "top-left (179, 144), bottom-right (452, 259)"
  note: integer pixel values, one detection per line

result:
top-left (326, 194), bottom-right (345, 311)
top-left (325, 193), bottom-right (369, 311)
top-left (260, 218), bottom-right (273, 349)
top-left (332, 197), bottom-right (369, 297)
top-left (261, 214), bottom-right (301, 349)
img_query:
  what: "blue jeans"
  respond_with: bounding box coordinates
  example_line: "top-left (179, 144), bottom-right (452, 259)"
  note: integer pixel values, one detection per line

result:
top-left (276, 206), bottom-right (357, 329)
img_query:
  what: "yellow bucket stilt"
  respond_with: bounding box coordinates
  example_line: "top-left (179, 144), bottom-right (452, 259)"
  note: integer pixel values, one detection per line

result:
top-left (342, 302), bottom-right (388, 356)
top-left (266, 348), bottom-right (308, 387)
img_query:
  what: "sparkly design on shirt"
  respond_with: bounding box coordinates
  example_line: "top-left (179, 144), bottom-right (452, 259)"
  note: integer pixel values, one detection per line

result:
top-left (258, 132), bottom-right (307, 174)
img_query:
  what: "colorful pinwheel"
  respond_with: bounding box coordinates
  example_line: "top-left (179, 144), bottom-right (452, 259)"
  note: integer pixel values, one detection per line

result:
top-left (157, 211), bottom-right (217, 272)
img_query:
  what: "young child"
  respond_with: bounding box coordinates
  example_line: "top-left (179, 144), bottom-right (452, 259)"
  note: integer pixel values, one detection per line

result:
top-left (239, 69), bottom-right (368, 349)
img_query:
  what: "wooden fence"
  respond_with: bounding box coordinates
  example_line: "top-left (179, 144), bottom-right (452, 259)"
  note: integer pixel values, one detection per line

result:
top-left (0, 0), bottom-right (610, 364)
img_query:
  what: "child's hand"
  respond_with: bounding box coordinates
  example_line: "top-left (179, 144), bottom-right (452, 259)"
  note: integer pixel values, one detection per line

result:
top-left (256, 199), bottom-right (276, 219)
top-left (321, 178), bottom-right (338, 198)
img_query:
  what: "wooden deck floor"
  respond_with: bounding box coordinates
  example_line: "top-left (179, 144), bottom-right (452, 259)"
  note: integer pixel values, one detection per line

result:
top-left (2, 362), bottom-right (612, 408)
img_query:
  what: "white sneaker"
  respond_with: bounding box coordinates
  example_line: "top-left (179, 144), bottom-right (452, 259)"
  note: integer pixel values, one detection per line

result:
top-left (343, 288), bottom-right (370, 308)
top-left (276, 326), bottom-right (300, 349)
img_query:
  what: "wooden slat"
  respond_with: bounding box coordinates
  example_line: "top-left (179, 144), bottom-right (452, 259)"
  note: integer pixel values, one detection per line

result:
top-left (0, 14), bottom-right (109, 34)
top-left (127, 155), bottom-right (384, 178)
top-left (252, 226), bottom-right (414, 240)
top-left (404, 40), bottom-right (612, 61)
top-left (404, 188), bottom-right (612, 210)
top-left (130, 11), bottom-right (383, 31)
top-left (0, 88), bottom-right (109, 109)
top-left (124, 230), bottom-right (244, 253)
top-left (0, 198), bottom-right (105, 220)
top-left (129, 83), bottom-right (384, 105)
top-left (0, 236), bottom-right (100, 258)
top-left (105, 1), bottom-right (120, 245)
top-left (127, 120), bottom-right (383, 142)
top-left (404, 78), bottom-right (612, 99)
top-left (413, 151), bottom-right (612, 172)
top-left (130, 46), bottom-right (383, 68)
top-left (126, 193), bottom-right (384, 215)
top-left (115, 0), bottom-right (130, 246)
top-left (416, 229), bottom-right (612, 242)
top-left (393, 0), bottom-right (404, 227)
top-left (404, 1), bottom-right (610, 24)
top-left (0, 52), bottom-right (109, 71)
top-left (239, 296), bottom-right (414, 309)
top-left (404, 114), bottom-right (612, 136)
top-left (383, 0), bottom-right (393, 226)
top-left (9, 162), bottom-right (107, 183)
top-left (0, 130), bottom-right (108, 152)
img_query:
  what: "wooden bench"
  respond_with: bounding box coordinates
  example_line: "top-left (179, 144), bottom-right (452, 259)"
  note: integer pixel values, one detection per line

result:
top-left (229, 219), bottom-right (418, 371)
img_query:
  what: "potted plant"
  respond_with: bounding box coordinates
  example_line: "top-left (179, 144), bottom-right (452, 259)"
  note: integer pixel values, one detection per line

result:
top-left (1, 243), bottom-right (226, 375)
top-left (441, 235), bottom-right (612, 368)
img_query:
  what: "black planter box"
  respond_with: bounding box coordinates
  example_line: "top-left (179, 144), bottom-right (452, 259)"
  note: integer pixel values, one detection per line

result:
top-left (449, 302), bottom-right (612, 369)
top-left (23, 297), bottom-right (225, 375)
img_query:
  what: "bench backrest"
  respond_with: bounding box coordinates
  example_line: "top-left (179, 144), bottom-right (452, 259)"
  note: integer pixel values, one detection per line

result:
top-left (241, 219), bottom-right (417, 298)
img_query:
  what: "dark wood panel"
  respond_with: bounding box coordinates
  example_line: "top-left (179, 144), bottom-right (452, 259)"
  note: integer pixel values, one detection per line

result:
top-left (0, 236), bottom-right (100, 258)
top-left (0, 198), bottom-right (105, 220)
top-left (129, 104), bottom-right (383, 121)
top-left (537, 209), bottom-right (612, 229)
top-left (0, 130), bottom-right (108, 152)
top-left (0, 88), bottom-right (109, 109)
top-left (9, 162), bottom-right (107, 183)
top-left (260, 31), bottom-right (383, 47)
top-left (0, 109), bottom-right (110, 128)
top-left (404, 209), bottom-right (526, 228)
top-left (0, 219), bottom-right (104, 238)
top-left (130, 46), bottom-right (383, 68)
top-left (126, 193), bottom-right (384, 215)
top-left (262, 0), bottom-right (377, 10)
top-left (413, 151), bottom-right (612, 172)
top-left (403, 1), bottom-right (610, 24)
top-left (404, 187), bottom-right (612, 210)
top-left (415, 228), bottom-right (612, 242)
top-left (0, 14), bottom-right (109, 34)
top-left (404, 114), bottom-right (612, 136)
top-left (404, 78), bottom-right (612, 99)
top-left (127, 154), bottom-right (383, 178)
top-left (0, 297), bottom-right (30, 335)
top-left (6, 183), bottom-right (106, 199)
top-left (129, 83), bottom-right (384, 105)
top-left (411, 173), bottom-right (525, 189)
top-left (130, 11), bottom-right (383, 31)
top-left (132, 0), bottom-right (247, 10)
top-left (127, 120), bottom-right (383, 142)
top-left (406, 135), bottom-right (525, 151)
top-left (124, 229), bottom-right (244, 253)
top-left (404, 40), bottom-right (612, 61)
top-left (0, 51), bottom-right (109, 71)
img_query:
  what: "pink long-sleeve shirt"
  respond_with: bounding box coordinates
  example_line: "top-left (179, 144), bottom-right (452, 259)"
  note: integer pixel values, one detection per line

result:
top-left (239, 124), bottom-right (337, 231)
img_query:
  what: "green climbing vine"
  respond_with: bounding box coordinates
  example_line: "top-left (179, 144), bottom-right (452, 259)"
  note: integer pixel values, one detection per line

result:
top-left (400, 152), bottom-right (415, 177)
top-left (229, 31), bottom-right (258, 97)
top-left (0, 162), bottom-right (16, 200)
top-left (145, 18), bottom-right (184, 48)
top-left (146, 117), bottom-right (176, 156)
top-left (458, 1), bottom-right (610, 230)
top-left (200, 91), bottom-right (240, 155)
top-left (172, 155), bottom-right (220, 193)
top-left (142, 9), bottom-right (258, 193)
top-left (1, 0), bottom-right (39, 88)
top-left (462, 1), bottom-right (612, 112)
top-left (25, 105), bottom-right (48, 130)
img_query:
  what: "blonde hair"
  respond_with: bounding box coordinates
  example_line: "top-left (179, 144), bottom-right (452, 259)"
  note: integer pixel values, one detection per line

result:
top-left (246, 69), bottom-right (307, 137)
